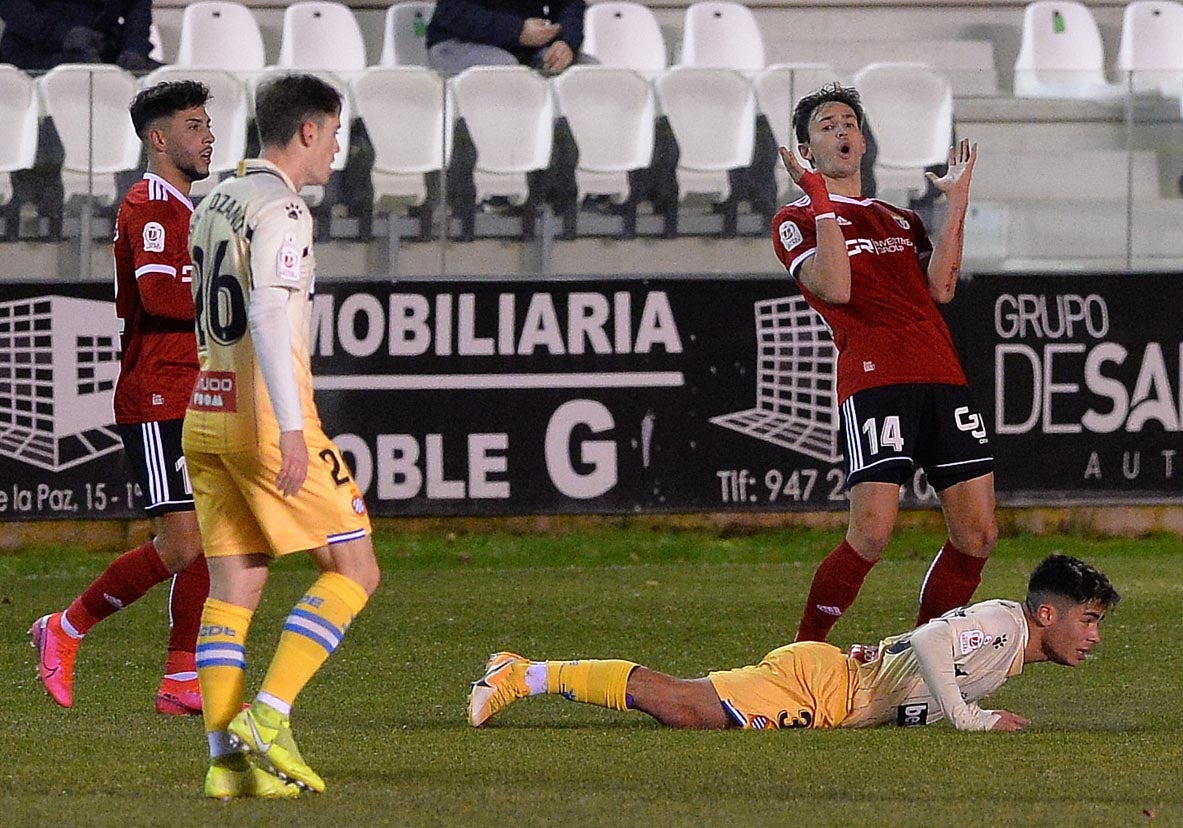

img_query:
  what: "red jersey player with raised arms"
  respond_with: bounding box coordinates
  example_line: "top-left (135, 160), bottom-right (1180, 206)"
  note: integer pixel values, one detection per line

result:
top-left (771, 83), bottom-right (996, 642)
top-left (30, 80), bottom-right (215, 714)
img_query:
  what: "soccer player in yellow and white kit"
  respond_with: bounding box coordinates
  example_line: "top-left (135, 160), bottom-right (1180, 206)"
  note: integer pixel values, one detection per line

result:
top-left (184, 74), bottom-right (380, 800)
top-left (469, 554), bottom-right (1118, 732)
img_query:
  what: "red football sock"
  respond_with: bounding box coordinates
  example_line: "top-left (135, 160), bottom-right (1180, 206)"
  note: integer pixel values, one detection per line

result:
top-left (165, 554), bottom-right (209, 675)
top-left (65, 541), bottom-right (170, 634)
top-left (916, 541), bottom-right (987, 625)
top-left (795, 539), bottom-right (876, 642)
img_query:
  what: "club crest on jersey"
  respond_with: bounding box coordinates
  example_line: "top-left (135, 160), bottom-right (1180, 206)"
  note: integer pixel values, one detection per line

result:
top-left (778, 220), bottom-right (803, 252)
top-left (142, 221), bottom-right (166, 252)
top-left (892, 214), bottom-right (911, 230)
top-left (277, 233), bottom-right (300, 281)
top-left (959, 629), bottom-right (985, 655)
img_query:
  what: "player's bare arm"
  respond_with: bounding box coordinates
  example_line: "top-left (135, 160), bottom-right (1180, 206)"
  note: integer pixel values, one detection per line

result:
top-left (923, 139), bottom-right (977, 304)
top-left (779, 146), bottom-right (851, 304)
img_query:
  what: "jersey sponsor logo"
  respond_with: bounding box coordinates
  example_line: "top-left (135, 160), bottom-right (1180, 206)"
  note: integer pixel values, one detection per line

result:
top-left (152, 394), bottom-right (164, 406)
top-left (285, 200), bottom-right (303, 220)
top-left (143, 221), bottom-right (166, 253)
top-left (846, 236), bottom-right (914, 257)
top-left (777, 708), bottom-right (815, 729)
top-left (836, 215), bottom-right (852, 226)
top-left (959, 629), bottom-right (985, 654)
top-left (896, 702), bottom-right (928, 726)
top-left (892, 214), bottom-right (911, 230)
top-left (863, 360), bottom-right (876, 372)
top-left (190, 370), bottom-right (238, 412)
top-left (277, 233), bottom-right (301, 282)
top-left (778, 220), bottom-right (803, 252)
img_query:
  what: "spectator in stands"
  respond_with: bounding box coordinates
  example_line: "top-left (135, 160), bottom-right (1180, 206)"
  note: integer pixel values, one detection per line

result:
top-left (0, 0), bottom-right (160, 71)
top-left (0, 0), bottom-right (162, 235)
top-left (426, 0), bottom-right (596, 76)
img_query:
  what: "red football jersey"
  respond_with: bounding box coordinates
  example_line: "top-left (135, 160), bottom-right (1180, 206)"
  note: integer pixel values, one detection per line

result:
top-left (771, 193), bottom-right (967, 404)
top-left (112, 173), bottom-right (199, 424)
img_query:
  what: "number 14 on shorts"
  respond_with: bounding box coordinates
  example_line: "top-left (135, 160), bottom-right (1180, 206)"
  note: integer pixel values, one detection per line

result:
top-left (861, 416), bottom-right (903, 456)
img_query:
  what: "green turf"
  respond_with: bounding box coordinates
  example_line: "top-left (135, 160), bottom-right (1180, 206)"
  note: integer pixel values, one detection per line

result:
top-left (1, 527), bottom-right (1180, 826)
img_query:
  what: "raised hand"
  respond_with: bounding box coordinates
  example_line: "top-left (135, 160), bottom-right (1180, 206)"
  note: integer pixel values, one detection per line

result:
top-left (926, 138), bottom-right (977, 202)
top-left (779, 146), bottom-right (830, 206)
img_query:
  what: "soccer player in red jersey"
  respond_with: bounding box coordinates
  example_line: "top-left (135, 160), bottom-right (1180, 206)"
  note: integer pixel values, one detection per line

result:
top-left (29, 80), bottom-right (215, 714)
top-left (770, 83), bottom-right (996, 642)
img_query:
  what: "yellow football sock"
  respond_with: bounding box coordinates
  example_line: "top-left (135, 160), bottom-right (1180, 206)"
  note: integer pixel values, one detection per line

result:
top-left (258, 572), bottom-right (369, 710)
top-left (546, 659), bottom-right (637, 711)
top-left (196, 598), bottom-right (253, 733)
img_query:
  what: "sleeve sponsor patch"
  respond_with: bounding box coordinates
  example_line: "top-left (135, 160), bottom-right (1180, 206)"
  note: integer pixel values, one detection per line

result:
top-left (778, 220), bottom-right (803, 252)
top-left (276, 232), bottom-right (300, 282)
top-left (959, 630), bottom-right (985, 655)
top-left (142, 221), bottom-right (166, 252)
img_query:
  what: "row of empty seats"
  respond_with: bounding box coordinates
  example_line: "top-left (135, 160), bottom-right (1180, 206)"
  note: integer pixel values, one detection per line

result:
top-left (0, 60), bottom-right (960, 242)
top-left (163, 0), bottom-right (1183, 97)
top-left (1017, 0), bottom-right (1183, 99)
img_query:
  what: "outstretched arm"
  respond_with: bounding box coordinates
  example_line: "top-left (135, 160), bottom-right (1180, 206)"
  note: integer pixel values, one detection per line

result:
top-left (779, 147), bottom-right (851, 304)
top-left (910, 622), bottom-right (1030, 732)
top-left (922, 139), bottom-right (976, 304)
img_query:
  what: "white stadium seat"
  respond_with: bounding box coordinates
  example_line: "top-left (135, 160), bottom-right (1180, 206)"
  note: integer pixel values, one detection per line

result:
top-left (177, 1), bottom-right (266, 72)
top-left (351, 66), bottom-right (451, 208)
top-left (449, 66), bottom-right (554, 206)
top-left (381, 2), bottom-right (435, 67)
top-left (679, 1), bottom-right (765, 73)
top-left (1116, 0), bottom-right (1183, 95)
top-left (655, 66), bottom-right (756, 204)
top-left (278, 1), bottom-right (368, 78)
top-left (1013, 1), bottom-right (1121, 100)
top-left (38, 65), bottom-right (142, 207)
top-left (582, 2), bottom-right (668, 76)
top-left (853, 62), bottom-right (953, 200)
top-left (552, 66), bottom-right (655, 204)
top-left (0, 65), bottom-right (40, 208)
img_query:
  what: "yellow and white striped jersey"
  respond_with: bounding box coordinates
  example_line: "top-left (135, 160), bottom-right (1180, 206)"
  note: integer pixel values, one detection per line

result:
top-left (843, 600), bottom-right (1029, 728)
top-left (184, 160), bottom-right (320, 453)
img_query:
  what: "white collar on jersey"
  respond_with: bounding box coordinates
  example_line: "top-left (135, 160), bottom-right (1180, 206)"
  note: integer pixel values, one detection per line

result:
top-left (142, 172), bottom-right (195, 212)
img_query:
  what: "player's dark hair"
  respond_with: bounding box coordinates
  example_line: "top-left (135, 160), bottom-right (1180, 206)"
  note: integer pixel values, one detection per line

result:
top-left (1024, 554), bottom-right (1120, 614)
top-left (254, 73), bottom-right (342, 149)
top-left (129, 80), bottom-right (211, 139)
top-left (792, 82), bottom-right (865, 146)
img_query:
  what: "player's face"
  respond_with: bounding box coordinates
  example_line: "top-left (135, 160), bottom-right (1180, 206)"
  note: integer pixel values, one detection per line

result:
top-left (305, 112), bottom-right (341, 188)
top-left (1042, 600), bottom-right (1105, 667)
top-left (801, 102), bottom-right (865, 179)
top-left (163, 105), bottom-right (215, 183)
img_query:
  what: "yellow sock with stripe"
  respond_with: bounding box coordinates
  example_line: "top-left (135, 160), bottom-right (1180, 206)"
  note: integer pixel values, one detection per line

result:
top-left (196, 598), bottom-right (253, 734)
top-left (545, 659), bottom-right (637, 711)
top-left (257, 572), bottom-right (369, 710)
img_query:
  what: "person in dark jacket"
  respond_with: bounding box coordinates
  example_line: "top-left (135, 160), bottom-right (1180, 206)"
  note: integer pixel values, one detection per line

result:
top-left (0, 0), bottom-right (159, 72)
top-left (426, 0), bottom-right (595, 76)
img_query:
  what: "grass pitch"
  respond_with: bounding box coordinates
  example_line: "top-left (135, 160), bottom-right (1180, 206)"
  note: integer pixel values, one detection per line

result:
top-left (2, 525), bottom-right (1180, 827)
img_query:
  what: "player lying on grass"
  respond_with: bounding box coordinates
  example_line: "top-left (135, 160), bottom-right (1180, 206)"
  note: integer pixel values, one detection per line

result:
top-left (469, 554), bottom-right (1118, 731)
